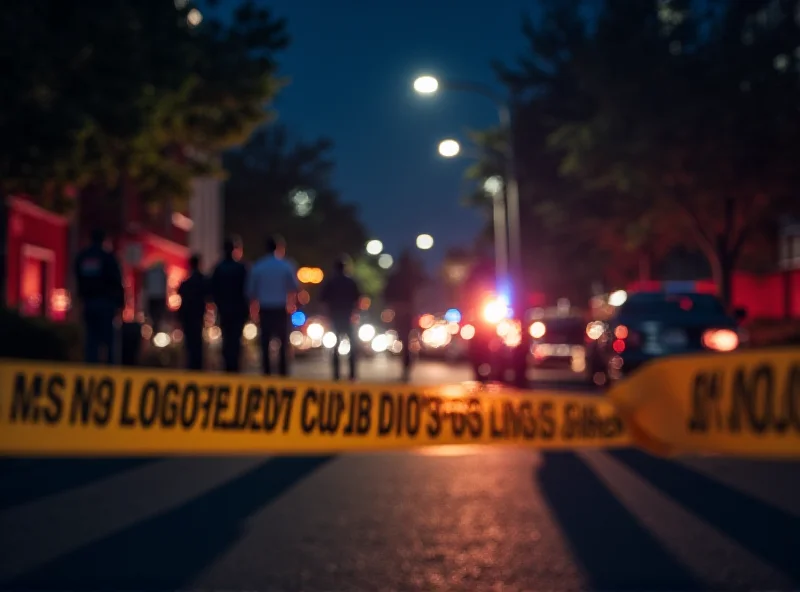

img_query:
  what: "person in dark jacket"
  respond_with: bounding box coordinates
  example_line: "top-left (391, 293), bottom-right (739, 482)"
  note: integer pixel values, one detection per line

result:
top-left (320, 256), bottom-right (361, 380)
top-left (74, 228), bottom-right (124, 364)
top-left (178, 254), bottom-right (208, 370)
top-left (211, 238), bottom-right (249, 372)
top-left (383, 251), bottom-right (421, 381)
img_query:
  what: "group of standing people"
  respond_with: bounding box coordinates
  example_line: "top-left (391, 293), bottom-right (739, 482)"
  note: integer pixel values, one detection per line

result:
top-left (74, 229), bottom-right (418, 381)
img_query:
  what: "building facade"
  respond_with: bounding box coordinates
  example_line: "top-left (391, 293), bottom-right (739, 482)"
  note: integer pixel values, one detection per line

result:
top-left (4, 177), bottom-right (222, 323)
top-left (4, 196), bottom-right (70, 320)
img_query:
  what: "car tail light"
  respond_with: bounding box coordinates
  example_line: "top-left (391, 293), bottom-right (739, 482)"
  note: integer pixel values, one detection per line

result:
top-left (612, 324), bottom-right (641, 348)
top-left (702, 329), bottom-right (739, 352)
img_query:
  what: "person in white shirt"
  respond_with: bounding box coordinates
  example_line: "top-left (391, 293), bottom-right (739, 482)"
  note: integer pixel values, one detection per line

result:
top-left (247, 235), bottom-right (298, 376)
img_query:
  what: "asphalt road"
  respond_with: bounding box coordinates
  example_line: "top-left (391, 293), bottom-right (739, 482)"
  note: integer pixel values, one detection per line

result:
top-left (267, 350), bottom-right (585, 388)
top-left (1, 357), bottom-right (798, 591)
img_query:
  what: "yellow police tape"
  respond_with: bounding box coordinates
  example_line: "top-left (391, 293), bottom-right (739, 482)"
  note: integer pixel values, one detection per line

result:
top-left (0, 348), bottom-right (797, 458)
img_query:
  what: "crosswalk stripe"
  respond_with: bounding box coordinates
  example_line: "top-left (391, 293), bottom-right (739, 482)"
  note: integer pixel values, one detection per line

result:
top-left (0, 457), bottom-right (269, 580)
top-left (579, 450), bottom-right (793, 589)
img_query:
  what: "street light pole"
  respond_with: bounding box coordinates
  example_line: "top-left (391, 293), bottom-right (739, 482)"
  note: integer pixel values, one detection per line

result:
top-left (498, 101), bottom-right (522, 307)
top-left (415, 74), bottom-right (527, 385)
top-left (482, 176), bottom-right (508, 289)
top-left (431, 79), bottom-right (522, 304)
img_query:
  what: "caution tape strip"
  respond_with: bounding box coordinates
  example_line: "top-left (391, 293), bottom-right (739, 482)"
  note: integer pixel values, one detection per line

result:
top-left (0, 348), bottom-right (797, 458)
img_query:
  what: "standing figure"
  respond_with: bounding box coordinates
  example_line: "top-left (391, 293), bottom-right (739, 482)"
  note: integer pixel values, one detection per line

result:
top-left (178, 254), bottom-right (208, 370)
top-left (247, 235), bottom-right (298, 376)
top-left (74, 229), bottom-right (124, 364)
top-left (211, 238), bottom-right (249, 372)
top-left (144, 260), bottom-right (168, 331)
top-left (384, 251), bottom-right (421, 382)
top-left (320, 256), bottom-right (361, 380)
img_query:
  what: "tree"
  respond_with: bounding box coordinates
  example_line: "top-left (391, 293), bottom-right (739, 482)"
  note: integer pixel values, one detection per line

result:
top-left (351, 258), bottom-right (386, 301)
top-left (0, 0), bottom-right (288, 211)
top-left (223, 125), bottom-right (369, 269)
top-left (494, 0), bottom-right (800, 307)
top-left (460, 5), bottom-right (664, 303)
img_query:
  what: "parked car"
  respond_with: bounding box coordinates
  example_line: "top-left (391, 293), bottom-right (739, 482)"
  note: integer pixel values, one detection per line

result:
top-left (586, 291), bottom-right (746, 386)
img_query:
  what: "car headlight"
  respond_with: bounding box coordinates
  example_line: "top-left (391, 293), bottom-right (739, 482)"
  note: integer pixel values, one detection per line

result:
top-left (371, 334), bottom-right (388, 352)
top-left (153, 332), bottom-right (171, 348)
top-left (322, 332), bottom-right (337, 348)
top-left (358, 324), bottom-right (376, 342)
top-left (243, 323), bottom-right (258, 340)
top-left (586, 321), bottom-right (605, 340)
top-left (306, 322), bottom-right (325, 340)
top-left (529, 321), bottom-right (546, 339)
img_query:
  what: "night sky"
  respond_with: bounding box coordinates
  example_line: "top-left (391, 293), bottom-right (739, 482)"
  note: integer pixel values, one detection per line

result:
top-left (221, 0), bottom-right (537, 265)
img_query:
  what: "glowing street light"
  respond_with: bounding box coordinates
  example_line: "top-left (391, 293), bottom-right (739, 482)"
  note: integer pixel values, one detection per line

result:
top-left (416, 234), bottom-right (434, 250)
top-left (378, 253), bottom-right (393, 269)
top-left (413, 75), bottom-right (439, 94)
top-left (438, 139), bottom-right (461, 158)
top-left (366, 239), bottom-right (383, 255)
top-left (483, 175), bottom-right (503, 196)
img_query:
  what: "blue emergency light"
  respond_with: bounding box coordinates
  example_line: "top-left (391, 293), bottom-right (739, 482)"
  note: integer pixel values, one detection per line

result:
top-left (444, 308), bottom-right (462, 323)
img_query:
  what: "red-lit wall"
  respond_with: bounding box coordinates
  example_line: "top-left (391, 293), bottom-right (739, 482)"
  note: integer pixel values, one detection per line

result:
top-left (5, 188), bottom-right (189, 323)
top-left (123, 232), bottom-right (189, 321)
top-left (731, 270), bottom-right (800, 319)
top-left (628, 270), bottom-right (800, 319)
top-left (5, 197), bottom-right (69, 320)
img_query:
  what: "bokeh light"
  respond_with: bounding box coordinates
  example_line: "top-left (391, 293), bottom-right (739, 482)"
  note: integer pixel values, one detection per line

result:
top-left (437, 139), bottom-right (460, 158)
top-left (378, 253), bottom-right (393, 269)
top-left (416, 234), bottom-right (434, 250)
top-left (366, 239), bottom-right (383, 255)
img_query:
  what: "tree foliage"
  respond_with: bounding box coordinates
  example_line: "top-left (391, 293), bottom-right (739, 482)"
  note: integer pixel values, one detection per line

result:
top-left (473, 0), bottom-right (800, 306)
top-left (0, 0), bottom-right (288, 210)
top-left (223, 125), bottom-right (369, 272)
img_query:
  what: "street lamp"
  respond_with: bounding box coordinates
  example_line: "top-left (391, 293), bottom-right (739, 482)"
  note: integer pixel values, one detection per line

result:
top-left (437, 139), bottom-right (461, 158)
top-left (412, 72), bottom-right (525, 386)
top-left (366, 239), bottom-right (383, 255)
top-left (411, 74), bottom-right (522, 293)
top-left (413, 75), bottom-right (439, 94)
top-left (416, 234), bottom-right (434, 250)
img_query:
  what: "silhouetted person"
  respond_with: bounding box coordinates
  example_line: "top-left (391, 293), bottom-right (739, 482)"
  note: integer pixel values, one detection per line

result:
top-left (247, 235), bottom-right (298, 376)
top-left (321, 256), bottom-right (361, 380)
top-left (384, 251), bottom-right (420, 381)
top-left (74, 228), bottom-right (124, 364)
top-left (178, 254), bottom-right (208, 370)
top-left (144, 260), bottom-right (168, 331)
top-left (211, 238), bottom-right (249, 372)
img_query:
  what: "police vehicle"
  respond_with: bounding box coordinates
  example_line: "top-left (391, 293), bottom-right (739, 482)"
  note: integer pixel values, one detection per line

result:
top-left (585, 285), bottom-right (746, 387)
